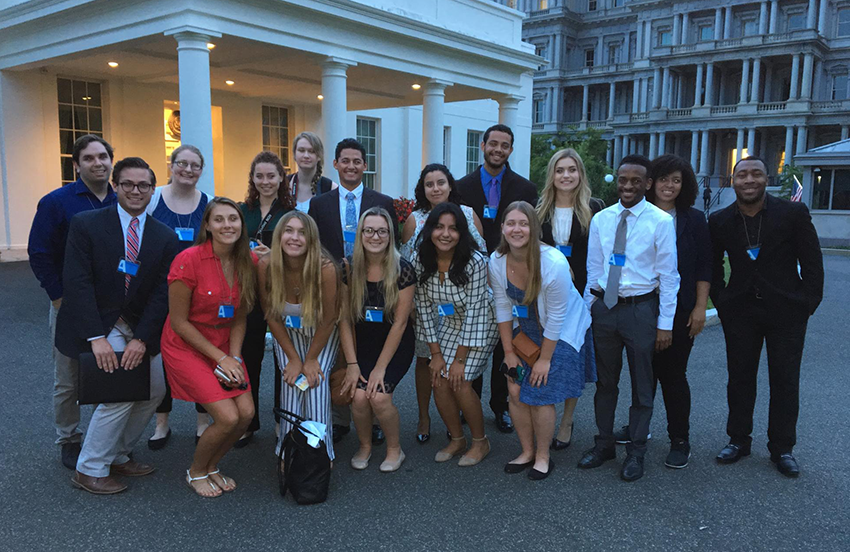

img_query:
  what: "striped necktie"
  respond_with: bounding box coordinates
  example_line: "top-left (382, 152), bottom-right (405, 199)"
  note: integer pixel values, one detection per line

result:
top-left (126, 217), bottom-right (139, 293)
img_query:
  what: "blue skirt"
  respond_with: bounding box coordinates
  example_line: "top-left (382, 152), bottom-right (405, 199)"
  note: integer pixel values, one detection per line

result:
top-left (515, 327), bottom-right (597, 406)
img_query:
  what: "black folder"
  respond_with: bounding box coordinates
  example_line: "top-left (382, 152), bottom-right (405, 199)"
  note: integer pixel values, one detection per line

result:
top-left (78, 352), bottom-right (151, 405)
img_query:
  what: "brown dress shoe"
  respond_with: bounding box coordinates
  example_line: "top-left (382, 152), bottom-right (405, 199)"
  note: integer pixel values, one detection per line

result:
top-left (72, 471), bottom-right (127, 495)
top-left (110, 460), bottom-right (156, 477)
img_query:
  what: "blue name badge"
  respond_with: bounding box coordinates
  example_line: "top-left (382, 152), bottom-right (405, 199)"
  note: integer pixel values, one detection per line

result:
top-left (512, 305), bottom-right (529, 318)
top-left (557, 244), bottom-right (573, 258)
top-left (437, 303), bottom-right (455, 317)
top-left (294, 374), bottom-right (309, 391)
top-left (365, 308), bottom-right (384, 323)
top-left (218, 305), bottom-right (234, 319)
top-left (117, 259), bottom-right (140, 276)
top-left (483, 205), bottom-right (498, 220)
top-left (747, 246), bottom-right (761, 261)
top-left (343, 224), bottom-right (356, 244)
top-left (609, 253), bottom-right (626, 267)
top-left (249, 240), bottom-right (259, 250)
top-left (175, 227), bottom-right (195, 242)
top-left (285, 315), bottom-right (302, 329)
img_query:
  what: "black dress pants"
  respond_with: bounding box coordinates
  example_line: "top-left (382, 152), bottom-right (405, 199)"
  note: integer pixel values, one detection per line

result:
top-left (652, 313), bottom-right (694, 442)
top-left (243, 301), bottom-right (278, 432)
top-left (719, 296), bottom-right (808, 456)
top-left (472, 340), bottom-right (509, 416)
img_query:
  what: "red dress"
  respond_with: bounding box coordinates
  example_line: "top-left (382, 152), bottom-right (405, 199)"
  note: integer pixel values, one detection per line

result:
top-left (161, 241), bottom-right (251, 404)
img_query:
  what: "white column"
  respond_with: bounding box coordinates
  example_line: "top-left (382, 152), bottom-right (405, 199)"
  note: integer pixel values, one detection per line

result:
top-left (801, 53), bottom-right (814, 100)
top-left (724, 7), bottom-right (733, 39)
top-left (641, 78), bottom-right (649, 111)
top-left (694, 63), bottom-right (704, 107)
top-left (607, 140), bottom-right (614, 166)
top-left (790, 54), bottom-right (801, 99)
top-left (769, 0), bottom-right (779, 33)
top-left (422, 79), bottom-right (450, 167)
top-left (598, 35), bottom-right (605, 66)
top-left (785, 126), bottom-right (795, 165)
top-left (553, 33), bottom-right (562, 68)
top-left (635, 21), bottom-right (644, 60)
top-left (608, 82), bottom-right (616, 119)
top-left (759, 2), bottom-right (769, 35)
top-left (658, 132), bottom-right (667, 155)
top-left (650, 133), bottom-right (659, 158)
top-left (682, 13), bottom-right (690, 44)
top-left (498, 94), bottom-right (523, 131)
top-left (673, 14), bottom-right (682, 46)
top-left (652, 68), bottom-right (662, 108)
top-left (715, 8), bottom-right (724, 40)
top-left (737, 129), bottom-right (746, 159)
top-left (842, 126), bottom-right (850, 141)
top-left (662, 67), bottom-right (671, 108)
top-left (632, 79), bottom-right (640, 113)
top-left (705, 63), bottom-right (715, 106)
top-left (819, 0), bottom-right (829, 35)
top-left (751, 58), bottom-right (762, 103)
top-left (322, 57), bottom-right (356, 183)
top-left (796, 126), bottom-right (808, 155)
top-left (644, 21), bottom-right (652, 57)
top-left (699, 129), bottom-right (711, 175)
top-left (581, 85), bottom-right (590, 121)
top-left (690, 130), bottom-right (700, 168)
top-left (807, 0), bottom-right (817, 29)
top-left (168, 28), bottom-right (220, 196)
top-left (747, 128), bottom-right (757, 156)
top-left (740, 59), bottom-right (750, 104)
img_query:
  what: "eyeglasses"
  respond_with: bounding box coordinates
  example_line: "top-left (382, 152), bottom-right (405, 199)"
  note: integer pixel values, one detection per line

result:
top-left (362, 227), bottom-right (389, 238)
top-left (118, 182), bottom-right (153, 193)
top-left (174, 159), bottom-right (203, 171)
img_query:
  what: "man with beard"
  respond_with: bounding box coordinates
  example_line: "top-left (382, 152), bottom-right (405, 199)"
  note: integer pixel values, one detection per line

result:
top-left (709, 157), bottom-right (823, 477)
top-left (28, 134), bottom-right (118, 470)
top-left (457, 124), bottom-right (537, 434)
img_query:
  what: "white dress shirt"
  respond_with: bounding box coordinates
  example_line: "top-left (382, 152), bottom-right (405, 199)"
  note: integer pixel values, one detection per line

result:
top-left (117, 203), bottom-right (147, 253)
top-left (552, 207), bottom-right (574, 244)
top-left (337, 182), bottom-right (364, 230)
top-left (584, 198), bottom-right (680, 330)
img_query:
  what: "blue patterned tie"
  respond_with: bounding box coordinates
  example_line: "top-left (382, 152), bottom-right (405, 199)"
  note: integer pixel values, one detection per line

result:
top-left (345, 192), bottom-right (356, 256)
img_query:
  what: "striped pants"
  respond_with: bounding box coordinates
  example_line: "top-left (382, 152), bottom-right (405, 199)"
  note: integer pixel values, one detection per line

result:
top-left (274, 324), bottom-right (340, 460)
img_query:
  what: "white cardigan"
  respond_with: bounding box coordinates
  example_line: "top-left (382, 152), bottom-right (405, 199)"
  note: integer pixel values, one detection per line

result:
top-left (489, 245), bottom-right (592, 352)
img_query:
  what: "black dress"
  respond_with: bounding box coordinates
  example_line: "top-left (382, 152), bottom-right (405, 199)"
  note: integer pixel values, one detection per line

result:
top-left (343, 257), bottom-right (416, 393)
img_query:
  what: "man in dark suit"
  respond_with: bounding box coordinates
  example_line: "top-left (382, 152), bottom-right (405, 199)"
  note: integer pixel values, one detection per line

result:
top-left (309, 138), bottom-right (397, 443)
top-left (456, 123), bottom-right (537, 433)
top-left (56, 157), bottom-right (179, 494)
top-left (710, 157), bottom-right (824, 478)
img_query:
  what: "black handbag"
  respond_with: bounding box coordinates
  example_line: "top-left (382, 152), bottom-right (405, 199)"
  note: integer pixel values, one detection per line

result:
top-left (274, 408), bottom-right (331, 505)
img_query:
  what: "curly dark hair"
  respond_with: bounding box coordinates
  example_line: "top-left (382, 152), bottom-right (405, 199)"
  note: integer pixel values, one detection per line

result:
top-left (413, 163), bottom-right (463, 212)
top-left (244, 151), bottom-right (295, 210)
top-left (647, 154), bottom-right (699, 209)
top-left (416, 202), bottom-right (478, 287)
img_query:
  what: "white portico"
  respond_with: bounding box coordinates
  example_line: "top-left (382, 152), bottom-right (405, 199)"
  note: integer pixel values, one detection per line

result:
top-left (0, 0), bottom-right (539, 250)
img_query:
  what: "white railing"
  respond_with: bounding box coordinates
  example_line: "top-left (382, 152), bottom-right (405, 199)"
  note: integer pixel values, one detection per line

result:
top-left (630, 113), bottom-right (649, 121)
top-left (668, 108), bottom-right (692, 118)
top-left (757, 102), bottom-right (787, 112)
top-left (710, 106), bottom-right (737, 114)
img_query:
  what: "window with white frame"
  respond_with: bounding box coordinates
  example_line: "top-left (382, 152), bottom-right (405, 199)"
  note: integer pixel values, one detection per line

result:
top-left (589, 0), bottom-right (597, 11)
top-left (537, 0), bottom-right (548, 10)
top-left (536, 42), bottom-right (549, 66)
top-left (812, 168), bottom-right (850, 210)
top-left (740, 17), bottom-right (758, 37)
top-left (608, 44), bottom-right (621, 65)
top-left (356, 117), bottom-right (378, 189)
top-left (443, 126), bottom-right (451, 166)
top-left (786, 10), bottom-right (805, 31)
top-left (699, 24), bottom-right (714, 42)
top-left (533, 99), bottom-right (545, 123)
top-left (58, 78), bottom-right (104, 185)
top-left (262, 105), bottom-right (290, 169)
top-left (466, 131), bottom-right (483, 174)
top-left (839, 8), bottom-right (850, 37)
top-left (585, 49), bottom-right (595, 67)
top-left (658, 28), bottom-right (672, 46)
top-left (833, 73), bottom-right (849, 100)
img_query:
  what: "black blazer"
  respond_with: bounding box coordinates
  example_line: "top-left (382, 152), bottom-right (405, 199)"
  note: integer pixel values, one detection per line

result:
top-left (709, 193), bottom-right (824, 319)
top-left (55, 206), bottom-right (179, 358)
top-left (671, 207), bottom-right (712, 320)
top-left (308, 186), bottom-right (398, 262)
top-left (456, 162), bottom-right (538, 253)
top-left (541, 197), bottom-right (605, 295)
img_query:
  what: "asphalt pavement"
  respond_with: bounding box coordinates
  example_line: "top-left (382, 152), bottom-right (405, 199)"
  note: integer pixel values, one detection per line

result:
top-left (1, 257), bottom-right (848, 551)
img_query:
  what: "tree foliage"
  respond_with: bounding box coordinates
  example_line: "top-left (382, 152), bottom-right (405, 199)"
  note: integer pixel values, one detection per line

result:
top-left (529, 128), bottom-right (617, 206)
top-left (777, 164), bottom-right (803, 200)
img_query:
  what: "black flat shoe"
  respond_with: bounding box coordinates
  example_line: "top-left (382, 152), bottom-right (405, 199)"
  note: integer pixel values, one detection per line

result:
top-left (333, 424), bottom-right (350, 444)
top-left (147, 428), bottom-right (171, 451)
top-left (551, 422), bottom-right (573, 450)
top-left (372, 425), bottom-right (385, 445)
top-left (772, 453), bottom-right (800, 478)
top-left (61, 442), bottom-right (81, 470)
top-left (716, 443), bottom-right (751, 464)
top-left (528, 459), bottom-right (555, 480)
top-left (233, 432), bottom-right (253, 449)
top-left (495, 412), bottom-right (514, 434)
top-left (577, 447), bottom-right (616, 469)
top-left (416, 433), bottom-right (430, 444)
top-left (504, 460), bottom-right (534, 474)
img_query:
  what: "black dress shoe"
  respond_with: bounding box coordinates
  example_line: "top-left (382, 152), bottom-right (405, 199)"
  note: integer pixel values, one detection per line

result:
top-left (620, 454), bottom-right (644, 482)
top-left (147, 428), bottom-right (171, 451)
top-left (233, 431), bottom-right (253, 449)
top-left (577, 447), bottom-right (616, 469)
top-left (614, 425), bottom-right (652, 445)
top-left (716, 443), bottom-right (751, 464)
top-left (372, 424), bottom-right (385, 445)
top-left (416, 433), bottom-right (430, 444)
top-left (61, 442), bottom-right (82, 470)
top-left (333, 424), bottom-right (350, 444)
top-left (495, 412), bottom-right (514, 434)
top-left (772, 453), bottom-right (800, 478)
top-left (504, 460), bottom-right (534, 474)
top-left (528, 459), bottom-right (555, 481)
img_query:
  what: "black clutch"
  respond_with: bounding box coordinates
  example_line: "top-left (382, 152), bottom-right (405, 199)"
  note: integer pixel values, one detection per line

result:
top-left (78, 352), bottom-right (151, 405)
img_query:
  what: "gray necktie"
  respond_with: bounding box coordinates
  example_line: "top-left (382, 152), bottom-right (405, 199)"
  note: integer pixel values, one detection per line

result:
top-left (604, 209), bottom-right (629, 309)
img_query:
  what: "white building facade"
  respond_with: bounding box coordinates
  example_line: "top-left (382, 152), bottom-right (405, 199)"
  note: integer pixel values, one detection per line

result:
top-left (0, 0), bottom-right (539, 251)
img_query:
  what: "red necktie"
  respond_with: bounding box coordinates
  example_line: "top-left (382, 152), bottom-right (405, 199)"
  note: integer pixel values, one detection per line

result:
top-left (126, 217), bottom-right (139, 293)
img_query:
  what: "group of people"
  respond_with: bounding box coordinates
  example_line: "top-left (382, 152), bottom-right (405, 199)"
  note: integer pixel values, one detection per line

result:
top-left (28, 121), bottom-right (823, 497)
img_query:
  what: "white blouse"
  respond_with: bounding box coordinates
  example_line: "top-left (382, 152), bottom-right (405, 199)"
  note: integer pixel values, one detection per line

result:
top-left (552, 207), bottom-right (574, 245)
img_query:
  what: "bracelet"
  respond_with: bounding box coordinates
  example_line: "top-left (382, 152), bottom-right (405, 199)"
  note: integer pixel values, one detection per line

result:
top-left (233, 356), bottom-right (243, 363)
top-left (347, 362), bottom-right (358, 366)
top-left (431, 351), bottom-right (443, 357)
top-left (216, 354), bottom-right (228, 363)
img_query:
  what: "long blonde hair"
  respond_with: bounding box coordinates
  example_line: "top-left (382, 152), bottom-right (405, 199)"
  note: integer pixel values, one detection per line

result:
top-left (536, 148), bottom-right (594, 235)
top-left (195, 197), bottom-right (256, 310)
top-left (347, 207), bottom-right (401, 324)
top-left (496, 201), bottom-right (543, 306)
top-left (265, 211), bottom-right (336, 328)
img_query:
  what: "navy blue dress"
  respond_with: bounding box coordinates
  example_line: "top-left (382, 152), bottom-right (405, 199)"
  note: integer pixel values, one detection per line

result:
top-left (150, 192), bottom-right (209, 251)
top-left (507, 281), bottom-right (596, 406)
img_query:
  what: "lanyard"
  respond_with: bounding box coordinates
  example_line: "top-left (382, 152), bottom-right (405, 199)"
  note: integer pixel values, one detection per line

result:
top-left (215, 255), bottom-right (235, 306)
top-left (739, 210), bottom-right (763, 250)
top-left (255, 199), bottom-right (279, 240)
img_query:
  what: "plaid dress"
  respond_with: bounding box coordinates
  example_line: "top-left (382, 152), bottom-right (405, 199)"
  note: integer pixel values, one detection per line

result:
top-left (413, 251), bottom-right (498, 380)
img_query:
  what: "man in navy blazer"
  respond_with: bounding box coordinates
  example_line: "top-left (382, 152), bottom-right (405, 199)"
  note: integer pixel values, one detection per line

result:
top-left (55, 157), bottom-right (178, 494)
